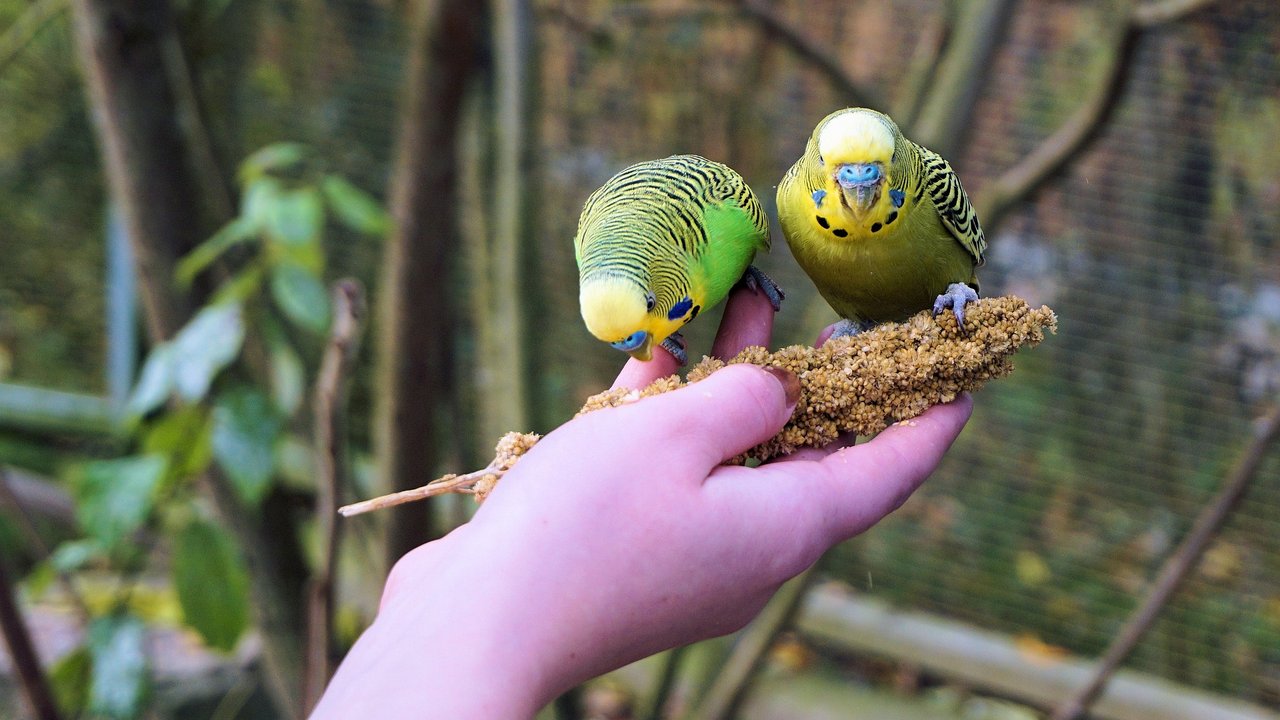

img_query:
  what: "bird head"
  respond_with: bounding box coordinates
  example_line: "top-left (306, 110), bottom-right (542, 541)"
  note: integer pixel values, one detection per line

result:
top-left (815, 108), bottom-right (897, 220)
top-left (579, 276), bottom-right (662, 361)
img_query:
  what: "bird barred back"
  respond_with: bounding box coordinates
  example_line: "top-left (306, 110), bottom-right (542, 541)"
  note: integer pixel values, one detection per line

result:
top-left (575, 155), bottom-right (767, 286)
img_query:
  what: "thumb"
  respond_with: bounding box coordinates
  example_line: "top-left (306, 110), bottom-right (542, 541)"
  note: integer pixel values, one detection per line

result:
top-left (630, 364), bottom-right (801, 471)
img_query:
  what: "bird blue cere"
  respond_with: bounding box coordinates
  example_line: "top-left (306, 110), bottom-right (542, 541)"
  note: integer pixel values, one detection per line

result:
top-left (836, 163), bottom-right (881, 188)
top-left (611, 330), bottom-right (649, 352)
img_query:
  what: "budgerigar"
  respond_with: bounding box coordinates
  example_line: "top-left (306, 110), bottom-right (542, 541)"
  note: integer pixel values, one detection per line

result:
top-left (776, 108), bottom-right (985, 337)
top-left (575, 154), bottom-right (782, 364)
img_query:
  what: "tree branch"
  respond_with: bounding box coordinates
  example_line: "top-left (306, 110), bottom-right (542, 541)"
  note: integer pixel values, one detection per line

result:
top-left (1131, 0), bottom-right (1219, 27)
top-left (892, 7), bottom-right (950, 130)
top-left (303, 280), bottom-right (365, 713)
top-left (911, 0), bottom-right (1018, 157)
top-left (0, 546), bottom-right (62, 720)
top-left (376, 0), bottom-right (483, 564)
top-left (974, 16), bottom-right (1135, 231)
top-left (1050, 402), bottom-right (1280, 720)
top-left (733, 0), bottom-right (884, 109)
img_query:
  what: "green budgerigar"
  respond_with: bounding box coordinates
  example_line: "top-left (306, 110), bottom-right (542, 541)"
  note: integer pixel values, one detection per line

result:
top-left (776, 108), bottom-right (986, 336)
top-left (575, 154), bottom-right (782, 364)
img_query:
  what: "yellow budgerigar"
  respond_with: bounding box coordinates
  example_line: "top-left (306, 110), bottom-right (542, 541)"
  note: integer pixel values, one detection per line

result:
top-left (575, 154), bottom-right (782, 364)
top-left (777, 108), bottom-right (986, 336)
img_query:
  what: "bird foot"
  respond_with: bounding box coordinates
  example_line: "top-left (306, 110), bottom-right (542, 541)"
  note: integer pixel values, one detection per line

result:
top-left (829, 318), bottom-right (878, 339)
top-left (660, 333), bottom-right (688, 366)
top-left (932, 282), bottom-right (980, 329)
top-left (741, 265), bottom-right (785, 312)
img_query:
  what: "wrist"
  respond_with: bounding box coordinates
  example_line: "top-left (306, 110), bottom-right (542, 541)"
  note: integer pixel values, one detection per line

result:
top-left (314, 532), bottom-right (555, 719)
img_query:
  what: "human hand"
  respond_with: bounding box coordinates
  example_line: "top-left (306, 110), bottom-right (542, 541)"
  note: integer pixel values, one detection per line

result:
top-left (313, 286), bottom-right (972, 719)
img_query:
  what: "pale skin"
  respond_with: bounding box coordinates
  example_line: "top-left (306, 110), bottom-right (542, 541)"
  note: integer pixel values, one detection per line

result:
top-left (311, 287), bottom-right (973, 719)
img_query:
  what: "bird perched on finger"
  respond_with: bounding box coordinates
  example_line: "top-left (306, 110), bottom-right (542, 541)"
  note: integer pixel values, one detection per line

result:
top-left (575, 154), bottom-right (783, 365)
top-left (776, 108), bottom-right (985, 337)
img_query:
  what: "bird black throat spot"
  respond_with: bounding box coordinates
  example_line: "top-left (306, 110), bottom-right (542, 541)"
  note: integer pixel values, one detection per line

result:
top-left (816, 215), bottom-right (830, 229)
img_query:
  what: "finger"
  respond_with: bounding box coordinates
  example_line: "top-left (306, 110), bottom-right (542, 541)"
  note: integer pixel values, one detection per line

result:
top-left (625, 363), bottom-right (800, 473)
top-left (711, 285), bottom-right (776, 360)
top-left (720, 394), bottom-right (973, 545)
top-left (610, 345), bottom-right (682, 391)
top-left (770, 431), bottom-right (859, 463)
top-left (815, 323), bottom-right (836, 348)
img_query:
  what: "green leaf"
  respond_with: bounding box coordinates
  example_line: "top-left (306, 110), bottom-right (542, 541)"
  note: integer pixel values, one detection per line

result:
top-left (211, 386), bottom-right (281, 505)
top-left (211, 264), bottom-right (267, 305)
top-left (266, 186), bottom-right (324, 247)
top-left (323, 174), bottom-right (391, 235)
top-left (171, 303), bottom-right (245, 401)
top-left (142, 404), bottom-right (213, 479)
top-left (176, 216), bottom-right (256, 287)
top-left (241, 175), bottom-right (283, 233)
top-left (126, 342), bottom-right (175, 418)
top-left (50, 539), bottom-right (106, 572)
top-left (268, 339), bottom-right (306, 415)
top-left (49, 646), bottom-right (91, 716)
top-left (73, 454), bottom-right (168, 547)
top-left (239, 142), bottom-right (308, 182)
top-left (270, 263), bottom-right (331, 334)
top-left (173, 519), bottom-right (250, 651)
top-left (88, 614), bottom-right (149, 719)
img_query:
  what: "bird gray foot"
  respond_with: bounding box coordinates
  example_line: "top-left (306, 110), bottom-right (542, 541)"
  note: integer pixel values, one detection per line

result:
top-left (741, 265), bottom-right (785, 312)
top-left (932, 282), bottom-right (980, 329)
top-left (829, 318), bottom-right (878, 339)
top-left (661, 333), bottom-right (688, 366)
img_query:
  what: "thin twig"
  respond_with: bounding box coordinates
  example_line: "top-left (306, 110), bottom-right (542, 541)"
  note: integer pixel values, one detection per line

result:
top-left (733, 0), bottom-right (884, 109)
top-left (685, 566), bottom-right (821, 720)
top-left (0, 549), bottom-right (63, 720)
top-left (1050, 403), bottom-right (1280, 720)
top-left (338, 464), bottom-right (501, 517)
top-left (303, 280), bottom-right (366, 712)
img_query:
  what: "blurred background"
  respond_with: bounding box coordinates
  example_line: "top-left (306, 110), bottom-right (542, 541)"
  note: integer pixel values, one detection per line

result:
top-left (1, 0), bottom-right (1278, 718)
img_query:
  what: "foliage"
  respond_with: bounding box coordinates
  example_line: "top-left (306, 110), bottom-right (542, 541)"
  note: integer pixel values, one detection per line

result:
top-left (30, 144), bottom-right (388, 718)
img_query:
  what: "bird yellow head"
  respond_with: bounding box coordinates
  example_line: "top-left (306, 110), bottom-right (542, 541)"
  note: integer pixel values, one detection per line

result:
top-left (815, 108), bottom-right (897, 220)
top-left (579, 276), bottom-right (663, 361)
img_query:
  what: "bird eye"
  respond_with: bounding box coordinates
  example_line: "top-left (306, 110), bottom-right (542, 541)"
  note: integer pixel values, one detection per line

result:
top-left (645, 292), bottom-right (656, 312)
top-left (817, 154), bottom-right (824, 166)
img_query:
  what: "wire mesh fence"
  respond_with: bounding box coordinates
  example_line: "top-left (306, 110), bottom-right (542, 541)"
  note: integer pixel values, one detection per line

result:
top-left (1, 0), bottom-right (1277, 710)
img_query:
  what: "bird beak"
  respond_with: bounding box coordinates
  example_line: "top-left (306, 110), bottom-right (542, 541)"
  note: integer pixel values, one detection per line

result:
top-left (627, 334), bottom-right (654, 362)
top-left (835, 163), bottom-right (882, 218)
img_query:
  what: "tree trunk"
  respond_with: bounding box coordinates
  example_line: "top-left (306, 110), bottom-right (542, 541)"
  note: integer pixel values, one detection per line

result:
top-left (376, 0), bottom-right (484, 563)
top-left (70, 0), bottom-right (209, 341)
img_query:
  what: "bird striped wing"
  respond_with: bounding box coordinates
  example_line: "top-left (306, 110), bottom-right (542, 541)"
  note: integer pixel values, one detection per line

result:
top-left (920, 147), bottom-right (986, 266)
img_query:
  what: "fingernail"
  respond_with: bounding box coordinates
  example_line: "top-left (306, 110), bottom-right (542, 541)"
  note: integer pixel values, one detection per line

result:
top-left (763, 366), bottom-right (801, 407)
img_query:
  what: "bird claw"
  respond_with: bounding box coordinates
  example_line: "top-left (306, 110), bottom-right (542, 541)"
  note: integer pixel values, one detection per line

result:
top-left (660, 333), bottom-right (688, 366)
top-left (932, 283), bottom-right (980, 329)
top-left (829, 318), bottom-right (878, 340)
top-left (741, 265), bottom-right (785, 312)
